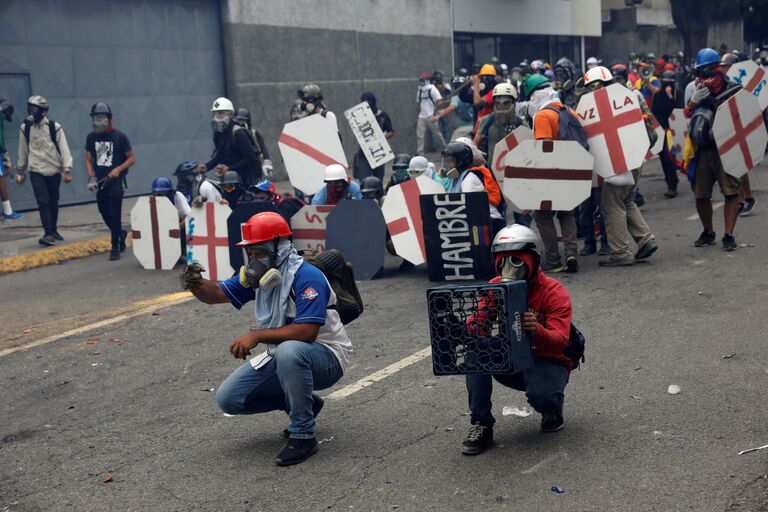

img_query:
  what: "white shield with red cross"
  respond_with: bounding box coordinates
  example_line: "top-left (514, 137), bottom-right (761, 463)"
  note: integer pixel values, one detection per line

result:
top-left (278, 115), bottom-right (348, 196)
top-left (576, 83), bottom-right (649, 178)
top-left (130, 196), bottom-right (182, 270)
top-left (381, 176), bottom-right (445, 266)
top-left (712, 89), bottom-right (768, 178)
top-left (185, 202), bottom-right (233, 281)
top-left (668, 108), bottom-right (690, 160)
top-left (645, 117), bottom-right (665, 160)
top-left (727, 60), bottom-right (768, 111)
top-left (291, 205), bottom-right (334, 252)
top-left (503, 139), bottom-right (594, 211)
top-left (491, 126), bottom-right (534, 182)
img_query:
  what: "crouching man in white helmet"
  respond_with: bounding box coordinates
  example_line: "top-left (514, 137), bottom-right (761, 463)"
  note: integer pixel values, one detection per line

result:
top-left (180, 212), bottom-right (352, 466)
top-left (311, 164), bottom-right (362, 205)
top-left (462, 225), bottom-right (575, 456)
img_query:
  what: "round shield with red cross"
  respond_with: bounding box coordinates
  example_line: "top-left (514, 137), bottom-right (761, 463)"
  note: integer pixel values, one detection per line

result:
top-left (290, 205), bottom-right (335, 253)
top-left (491, 126), bottom-right (533, 182)
top-left (278, 115), bottom-right (348, 196)
top-left (185, 202), bottom-right (234, 281)
top-left (502, 139), bottom-right (594, 211)
top-left (712, 89), bottom-right (768, 178)
top-left (130, 196), bottom-right (182, 270)
top-left (726, 59), bottom-right (768, 111)
top-left (576, 83), bottom-right (649, 178)
top-left (645, 117), bottom-right (665, 160)
top-left (381, 176), bottom-right (445, 266)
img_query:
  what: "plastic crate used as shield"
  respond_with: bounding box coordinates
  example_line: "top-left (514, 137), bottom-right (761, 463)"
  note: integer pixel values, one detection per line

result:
top-left (426, 281), bottom-right (533, 376)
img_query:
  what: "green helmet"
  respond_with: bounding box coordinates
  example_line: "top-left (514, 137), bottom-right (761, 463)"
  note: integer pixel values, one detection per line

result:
top-left (523, 74), bottom-right (551, 99)
top-left (299, 83), bottom-right (322, 102)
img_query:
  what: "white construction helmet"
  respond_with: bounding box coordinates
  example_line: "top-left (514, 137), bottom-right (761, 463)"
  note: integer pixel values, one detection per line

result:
top-left (407, 155), bottom-right (430, 178)
top-left (211, 97), bottom-right (234, 112)
top-left (454, 136), bottom-right (487, 164)
top-left (492, 82), bottom-right (518, 100)
top-left (583, 66), bottom-right (614, 86)
top-left (586, 56), bottom-right (599, 69)
top-left (323, 164), bottom-right (348, 182)
top-left (491, 224), bottom-right (542, 258)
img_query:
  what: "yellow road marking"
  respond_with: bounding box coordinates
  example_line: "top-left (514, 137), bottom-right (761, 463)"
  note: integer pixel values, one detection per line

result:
top-left (0, 236), bottom-right (134, 275)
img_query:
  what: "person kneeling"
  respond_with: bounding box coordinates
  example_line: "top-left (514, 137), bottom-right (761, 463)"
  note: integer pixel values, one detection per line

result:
top-left (180, 212), bottom-right (352, 466)
top-left (462, 224), bottom-right (574, 455)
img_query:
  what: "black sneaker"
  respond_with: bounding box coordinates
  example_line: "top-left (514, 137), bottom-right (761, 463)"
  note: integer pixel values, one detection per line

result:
top-left (541, 414), bottom-right (564, 433)
top-left (283, 394), bottom-right (324, 439)
top-left (38, 235), bottom-right (56, 246)
top-left (664, 189), bottom-right (678, 198)
top-left (119, 230), bottom-right (128, 252)
top-left (540, 260), bottom-right (565, 273)
top-left (109, 249), bottom-right (121, 261)
top-left (564, 256), bottom-right (578, 273)
top-left (635, 240), bottom-right (658, 260)
top-left (598, 242), bottom-right (610, 256)
top-left (51, 231), bottom-right (64, 241)
top-left (274, 437), bottom-right (319, 466)
top-left (694, 230), bottom-right (716, 247)
top-left (722, 234), bottom-right (737, 252)
top-left (461, 424), bottom-right (493, 455)
top-left (598, 256), bottom-right (634, 267)
top-left (740, 198), bottom-right (756, 217)
top-left (579, 244), bottom-right (596, 256)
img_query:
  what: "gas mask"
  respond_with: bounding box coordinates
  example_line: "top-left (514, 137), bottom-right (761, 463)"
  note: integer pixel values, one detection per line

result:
top-left (493, 96), bottom-right (515, 125)
top-left (301, 101), bottom-right (317, 113)
top-left (91, 114), bottom-right (110, 133)
top-left (244, 246), bottom-right (282, 290)
top-left (499, 255), bottom-right (528, 282)
top-left (211, 111), bottom-right (232, 133)
top-left (27, 105), bottom-right (46, 123)
top-left (441, 156), bottom-right (459, 179)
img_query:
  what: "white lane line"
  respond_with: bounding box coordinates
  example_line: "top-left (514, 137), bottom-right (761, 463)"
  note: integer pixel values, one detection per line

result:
top-left (686, 201), bottom-right (723, 221)
top-left (0, 296), bottom-right (194, 358)
top-left (325, 347), bottom-right (432, 400)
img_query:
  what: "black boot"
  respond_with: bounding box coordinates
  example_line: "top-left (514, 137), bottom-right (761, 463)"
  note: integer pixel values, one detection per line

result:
top-left (109, 235), bottom-right (120, 261)
top-left (119, 229), bottom-right (128, 252)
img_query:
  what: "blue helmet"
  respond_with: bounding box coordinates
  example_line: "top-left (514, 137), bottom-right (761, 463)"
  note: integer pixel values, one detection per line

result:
top-left (253, 179), bottom-right (272, 193)
top-left (151, 176), bottom-right (173, 194)
top-left (695, 48), bottom-right (720, 69)
top-left (174, 160), bottom-right (198, 177)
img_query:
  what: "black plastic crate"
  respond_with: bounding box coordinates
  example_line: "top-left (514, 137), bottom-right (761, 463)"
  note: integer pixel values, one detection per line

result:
top-left (426, 281), bottom-right (533, 375)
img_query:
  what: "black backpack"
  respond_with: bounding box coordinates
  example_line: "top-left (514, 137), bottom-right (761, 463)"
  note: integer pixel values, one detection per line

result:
top-left (563, 323), bottom-right (586, 370)
top-left (23, 118), bottom-right (61, 155)
top-left (298, 249), bottom-right (364, 325)
top-left (542, 105), bottom-right (589, 150)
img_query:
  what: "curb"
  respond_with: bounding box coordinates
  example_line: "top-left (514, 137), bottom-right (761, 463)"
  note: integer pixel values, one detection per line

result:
top-left (0, 236), bottom-right (131, 275)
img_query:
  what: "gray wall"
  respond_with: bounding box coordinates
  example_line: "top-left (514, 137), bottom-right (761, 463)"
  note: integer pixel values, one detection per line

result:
top-left (0, 0), bottom-right (225, 210)
top-left (220, 0), bottom-right (454, 177)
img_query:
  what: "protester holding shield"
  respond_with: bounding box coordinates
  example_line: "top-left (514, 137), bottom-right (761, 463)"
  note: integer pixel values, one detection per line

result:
top-left (311, 164), bottom-right (362, 206)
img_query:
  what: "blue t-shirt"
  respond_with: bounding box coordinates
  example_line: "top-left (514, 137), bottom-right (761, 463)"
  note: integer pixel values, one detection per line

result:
top-left (311, 181), bottom-right (362, 205)
top-left (219, 262), bottom-right (329, 325)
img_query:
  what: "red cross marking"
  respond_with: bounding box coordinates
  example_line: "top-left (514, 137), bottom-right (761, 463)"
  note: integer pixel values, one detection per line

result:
top-left (504, 167), bottom-right (593, 180)
top-left (149, 196), bottom-right (161, 269)
top-left (493, 133), bottom-right (521, 172)
top-left (386, 179), bottom-right (426, 259)
top-left (745, 67), bottom-right (766, 94)
top-left (582, 87), bottom-right (643, 173)
top-left (278, 133), bottom-right (346, 168)
top-left (189, 202), bottom-right (229, 279)
top-left (717, 99), bottom-right (765, 171)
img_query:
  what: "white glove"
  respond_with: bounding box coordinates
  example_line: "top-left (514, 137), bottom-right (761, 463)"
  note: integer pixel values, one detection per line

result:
top-left (191, 195), bottom-right (205, 207)
top-left (262, 159), bottom-right (273, 179)
top-left (691, 85), bottom-right (710, 105)
top-left (87, 176), bottom-right (98, 192)
top-left (2, 154), bottom-right (11, 170)
top-left (14, 171), bottom-right (25, 186)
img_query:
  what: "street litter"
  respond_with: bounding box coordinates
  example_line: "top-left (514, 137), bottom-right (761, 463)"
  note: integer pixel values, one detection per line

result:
top-left (445, 427), bottom-right (454, 431)
top-left (319, 436), bottom-right (334, 444)
top-left (502, 406), bottom-right (533, 417)
top-left (550, 486), bottom-right (565, 494)
top-left (103, 474), bottom-right (113, 483)
top-left (22, 328), bottom-right (32, 334)
top-left (721, 353), bottom-right (736, 359)
top-left (201, 388), bottom-right (215, 392)
top-left (738, 444), bottom-right (768, 455)
top-left (667, 385), bottom-right (681, 395)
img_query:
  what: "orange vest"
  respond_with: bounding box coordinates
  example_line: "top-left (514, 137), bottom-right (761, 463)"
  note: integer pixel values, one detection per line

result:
top-left (468, 165), bottom-right (503, 207)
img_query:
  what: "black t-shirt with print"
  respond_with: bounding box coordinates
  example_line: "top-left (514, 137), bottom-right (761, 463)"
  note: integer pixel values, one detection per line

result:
top-left (85, 129), bottom-right (132, 179)
top-left (375, 111), bottom-right (393, 134)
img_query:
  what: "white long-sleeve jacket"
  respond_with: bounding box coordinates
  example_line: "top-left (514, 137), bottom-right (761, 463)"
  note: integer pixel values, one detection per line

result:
top-left (17, 117), bottom-right (73, 176)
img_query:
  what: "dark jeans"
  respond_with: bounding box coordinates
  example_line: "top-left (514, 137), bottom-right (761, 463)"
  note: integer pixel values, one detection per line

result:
top-left (580, 187), bottom-right (607, 248)
top-left (354, 150), bottom-right (384, 182)
top-left (29, 172), bottom-right (61, 236)
top-left (466, 356), bottom-right (569, 427)
top-left (96, 178), bottom-right (124, 239)
top-left (660, 147), bottom-right (678, 192)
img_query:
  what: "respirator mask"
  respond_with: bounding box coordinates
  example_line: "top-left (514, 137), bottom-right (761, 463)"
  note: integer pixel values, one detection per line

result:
top-left (27, 105), bottom-right (46, 123)
top-left (493, 96), bottom-right (515, 125)
top-left (211, 111), bottom-right (231, 133)
top-left (92, 114), bottom-right (110, 133)
top-left (499, 255), bottom-right (528, 282)
top-left (243, 245), bottom-right (282, 290)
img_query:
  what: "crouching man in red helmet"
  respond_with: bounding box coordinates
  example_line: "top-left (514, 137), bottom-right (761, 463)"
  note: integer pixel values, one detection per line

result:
top-left (180, 212), bottom-right (351, 466)
top-left (462, 224), bottom-right (574, 456)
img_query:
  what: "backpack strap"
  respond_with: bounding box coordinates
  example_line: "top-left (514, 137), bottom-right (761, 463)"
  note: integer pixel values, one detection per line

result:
top-left (480, 115), bottom-right (495, 141)
top-left (22, 119), bottom-right (61, 155)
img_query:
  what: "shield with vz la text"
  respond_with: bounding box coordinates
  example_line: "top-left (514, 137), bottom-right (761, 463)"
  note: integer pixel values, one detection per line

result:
top-left (420, 192), bottom-right (495, 282)
top-left (227, 201), bottom-right (280, 271)
top-left (576, 83), bottom-right (649, 178)
top-left (186, 202), bottom-right (234, 281)
top-left (130, 196), bottom-right (182, 270)
top-left (325, 199), bottom-right (387, 281)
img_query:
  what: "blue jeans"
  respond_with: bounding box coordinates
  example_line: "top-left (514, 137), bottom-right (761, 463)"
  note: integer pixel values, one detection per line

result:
top-left (466, 356), bottom-right (569, 427)
top-left (580, 187), bottom-right (607, 249)
top-left (215, 340), bottom-right (343, 439)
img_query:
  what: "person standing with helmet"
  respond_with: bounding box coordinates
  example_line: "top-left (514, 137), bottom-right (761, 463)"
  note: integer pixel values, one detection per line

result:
top-left (651, 69), bottom-right (684, 198)
top-left (431, 70), bottom-right (453, 142)
top-left (233, 108), bottom-right (273, 179)
top-left (311, 164), bottom-right (362, 206)
top-left (386, 153), bottom-right (413, 192)
top-left (360, 176), bottom-right (384, 204)
top-left (15, 95), bottom-right (73, 246)
top-left (685, 48), bottom-right (743, 251)
top-left (180, 212), bottom-right (351, 466)
top-left (152, 176), bottom-right (190, 221)
top-left (0, 99), bottom-right (22, 220)
top-left (297, 84), bottom-right (337, 130)
top-left (84, 102), bottom-right (135, 261)
top-left (471, 64), bottom-right (500, 129)
top-left (461, 225), bottom-right (574, 456)
top-left (198, 97), bottom-right (259, 188)
top-left (416, 72), bottom-right (445, 155)
top-left (353, 91), bottom-right (394, 182)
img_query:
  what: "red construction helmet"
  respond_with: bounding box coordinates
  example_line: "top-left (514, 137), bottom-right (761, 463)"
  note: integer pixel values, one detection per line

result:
top-left (236, 212), bottom-right (292, 247)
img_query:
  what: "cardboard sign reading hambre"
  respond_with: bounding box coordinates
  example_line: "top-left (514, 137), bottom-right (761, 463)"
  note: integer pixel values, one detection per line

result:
top-left (186, 202), bottom-right (234, 281)
top-left (325, 199), bottom-right (387, 281)
top-left (130, 196), bottom-right (182, 270)
top-left (503, 139), bottom-right (594, 211)
top-left (344, 102), bottom-right (395, 169)
top-left (713, 90), bottom-right (768, 178)
top-left (645, 117), bottom-right (665, 160)
top-left (278, 115), bottom-right (348, 196)
top-left (668, 108), bottom-right (690, 160)
top-left (291, 205), bottom-right (334, 253)
top-left (382, 176), bottom-right (446, 266)
top-left (727, 59), bottom-right (768, 111)
top-left (420, 192), bottom-right (495, 282)
top-left (576, 83), bottom-right (649, 177)
top-left (491, 125), bottom-right (534, 182)
top-left (227, 201), bottom-right (280, 271)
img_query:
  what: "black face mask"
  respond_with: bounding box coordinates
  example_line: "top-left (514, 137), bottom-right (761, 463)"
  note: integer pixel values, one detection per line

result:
top-left (222, 188), bottom-right (240, 205)
top-left (27, 105), bottom-right (46, 123)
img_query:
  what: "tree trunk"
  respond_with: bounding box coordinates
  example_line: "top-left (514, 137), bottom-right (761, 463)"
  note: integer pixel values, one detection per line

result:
top-left (670, 0), bottom-right (716, 60)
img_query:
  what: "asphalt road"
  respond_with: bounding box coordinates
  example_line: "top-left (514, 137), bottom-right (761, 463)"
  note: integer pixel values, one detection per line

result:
top-left (1, 158), bottom-right (767, 512)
